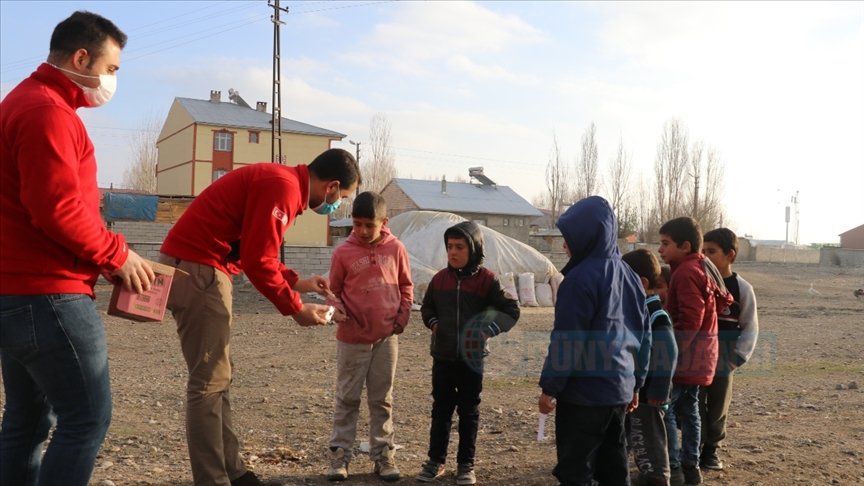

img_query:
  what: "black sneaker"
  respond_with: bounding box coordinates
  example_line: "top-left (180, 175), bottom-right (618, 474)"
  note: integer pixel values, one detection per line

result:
top-left (231, 471), bottom-right (284, 486)
top-left (669, 466), bottom-right (686, 486)
top-left (700, 447), bottom-right (724, 470)
top-left (682, 464), bottom-right (703, 485)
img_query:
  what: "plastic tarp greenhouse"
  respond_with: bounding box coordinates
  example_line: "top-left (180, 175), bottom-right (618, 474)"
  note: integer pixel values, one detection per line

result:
top-left (387, 211), bottom-right (561, 306)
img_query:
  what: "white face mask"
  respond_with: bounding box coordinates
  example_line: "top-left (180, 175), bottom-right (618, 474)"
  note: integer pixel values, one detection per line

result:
top-left (50, 64), bottom-right (117, 107)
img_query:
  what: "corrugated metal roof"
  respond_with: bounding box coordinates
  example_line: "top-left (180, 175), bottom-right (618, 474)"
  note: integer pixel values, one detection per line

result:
top-left (176, 97), bottom-right (345, 138)
top-left (391, 178), bottom-right (542, 217)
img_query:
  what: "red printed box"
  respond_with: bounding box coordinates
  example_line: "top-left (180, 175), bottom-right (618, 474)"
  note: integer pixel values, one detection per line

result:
top-left (108, 260), bottom-right (184, 322)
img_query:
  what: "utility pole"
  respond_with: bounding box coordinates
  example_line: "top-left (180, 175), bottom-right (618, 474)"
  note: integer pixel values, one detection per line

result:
top-left (269, 0), bottom-right (288, 263)
top-left (349, 140), bottom-right (361, 195)
top-left (269, 0), bottom-right (288, 166)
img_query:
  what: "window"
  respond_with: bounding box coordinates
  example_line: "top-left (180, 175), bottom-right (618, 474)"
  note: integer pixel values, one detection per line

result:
top-left (503, 218), bottom-right (510, 227)
top-left (214, 131), bottom-right (233, 152)
top-left (517, 218), bottom-right (524, 227)
top-left (249, 131), bottom-right (259, 144)
top-left (213, 169), bottom-right (228, 182)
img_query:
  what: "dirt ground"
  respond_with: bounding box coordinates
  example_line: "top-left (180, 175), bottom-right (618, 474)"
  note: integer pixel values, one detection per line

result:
top-left (4, 262), bottom-right (862, 485)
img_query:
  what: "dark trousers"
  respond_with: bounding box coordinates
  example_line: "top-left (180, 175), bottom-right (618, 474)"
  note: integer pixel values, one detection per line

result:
top-left (554, 402), bottom-right (629, 486)
top-left (699, 368), bottom-right (734, 450)
top-left (628, 404), bottom-right (671, 485)
top-left (426, 359), bottom-right (483, 466)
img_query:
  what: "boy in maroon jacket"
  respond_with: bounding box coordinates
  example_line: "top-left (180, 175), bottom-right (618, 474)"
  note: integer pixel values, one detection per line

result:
top-left (658, 217), bottom-right (732, 486)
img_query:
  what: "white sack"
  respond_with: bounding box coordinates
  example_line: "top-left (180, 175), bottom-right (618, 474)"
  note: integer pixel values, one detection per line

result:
top-left (535, 283), bottom-right (554, 307)
top-left (518, 272), bottom-right (539, 307)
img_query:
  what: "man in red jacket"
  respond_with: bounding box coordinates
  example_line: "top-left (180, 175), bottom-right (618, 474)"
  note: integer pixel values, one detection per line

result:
top-left (159, 148), bottom-right (360, 486)
top-left (0, 11), bottom-right (155, 486)
top-left (658, 217), bottom-right (732, 486)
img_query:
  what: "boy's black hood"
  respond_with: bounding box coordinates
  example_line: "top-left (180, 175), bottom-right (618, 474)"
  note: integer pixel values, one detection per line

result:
top-left (444, 221), bottom-right (485, 275)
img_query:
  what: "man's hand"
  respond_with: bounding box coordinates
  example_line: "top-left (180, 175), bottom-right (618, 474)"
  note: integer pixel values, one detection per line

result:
top-left (539, 392), bottom-right (557, 415)
top-left (109, 250), bottom-right (155, 294)
top-left (293, 275), bottom-right (336, 299)
top-left (292, 303), bottom-right (330, 327)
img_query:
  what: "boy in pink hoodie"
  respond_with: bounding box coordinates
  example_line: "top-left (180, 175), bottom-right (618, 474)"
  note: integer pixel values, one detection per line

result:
top-left (325, 191), bottom-right (413, 482)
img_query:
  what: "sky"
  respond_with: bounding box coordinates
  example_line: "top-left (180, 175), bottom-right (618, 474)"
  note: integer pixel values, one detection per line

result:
top-left (1, 1), bottom-right (862, 245)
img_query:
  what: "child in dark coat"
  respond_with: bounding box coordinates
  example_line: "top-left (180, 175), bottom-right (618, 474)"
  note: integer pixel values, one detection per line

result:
top-left (417, 221), bottom-right (520, 485)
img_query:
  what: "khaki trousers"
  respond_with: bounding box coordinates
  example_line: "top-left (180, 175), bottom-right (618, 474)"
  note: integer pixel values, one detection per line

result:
top-left (329, 336), bottom-right (398, 462)
top-left (161, 254), bottom-right (245, 486)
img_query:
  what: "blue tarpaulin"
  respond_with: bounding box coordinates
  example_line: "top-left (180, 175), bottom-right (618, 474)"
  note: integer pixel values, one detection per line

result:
top-left (103, 193), bottom-right (158, 222)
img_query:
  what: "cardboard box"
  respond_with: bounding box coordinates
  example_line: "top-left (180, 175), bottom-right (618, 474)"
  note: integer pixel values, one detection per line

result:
top-left (108, 260), bottom-right (184, 322)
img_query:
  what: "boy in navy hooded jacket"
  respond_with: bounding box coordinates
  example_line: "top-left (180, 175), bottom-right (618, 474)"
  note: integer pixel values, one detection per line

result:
top-left (539, 196), bottom-right (651, 486)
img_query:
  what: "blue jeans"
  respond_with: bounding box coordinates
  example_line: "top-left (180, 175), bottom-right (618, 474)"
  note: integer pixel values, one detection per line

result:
top-left (664, 384), bottom-right (701, 468)
top-left (0, 294), bottom-right (112, 486)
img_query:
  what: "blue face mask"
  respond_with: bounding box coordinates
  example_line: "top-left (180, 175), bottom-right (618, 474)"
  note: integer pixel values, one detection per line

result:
top-left (312, 197), bottom-right (341, 215)
top-left (312, 183), bottom-right (341, 215)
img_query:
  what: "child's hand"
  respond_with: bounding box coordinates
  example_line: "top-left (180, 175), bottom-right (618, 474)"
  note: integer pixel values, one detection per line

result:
top-left (430, 323), bottom-right (438, 334)
top-left (393, 323), bottom-right (404, 335)
top-left (627, 392), bottom-right (639, 413)
top-left (538, 393), bottom-right (556, 414)
top-left (332, 308), bottom-right (348, 324)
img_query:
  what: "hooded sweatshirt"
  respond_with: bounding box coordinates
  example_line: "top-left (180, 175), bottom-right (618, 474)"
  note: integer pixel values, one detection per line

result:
top-left (1, 64), bottom-right (129, 296)
top-left (421, 221), bottom-right (520, 361)
top-left (539, 196), bottom-right (651, 406)
top-left (327, 226), bottom-right (413, 344)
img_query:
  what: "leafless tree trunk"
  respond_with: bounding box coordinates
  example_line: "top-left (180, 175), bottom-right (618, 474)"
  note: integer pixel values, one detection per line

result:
top-left (606, 136), bottom-right (631, 222)
top-left (654, 119), bottom-right (689, 223)
top-left (545, 131), bottom-right (570, 225)
top-left (635, 173), bottom-right (659, 243)
top-left (697, 147), bottom-right (726, 230)
top-left (361, 112), bottom-right (397, 193)
top-left (688, 140), bottom-right (704, 219)
top-left (574, 122), bottom-right (599, 200)
top-left (122, 111), bottom-right (161, 193)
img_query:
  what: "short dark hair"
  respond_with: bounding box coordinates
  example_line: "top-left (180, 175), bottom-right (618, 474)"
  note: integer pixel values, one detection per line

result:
top-left (622, 249), bottom-right (661, 290)
top-left (660, 264), bottom-right (671, 285)
top-left (659, 216), bottom-right (702, 254)
top-left (49, 11), bottom-right (127, 64)
top-left (308, 148), bottom-right (361, 188)
top-left (704, 227), bottom-right (738, 257)
top-left (352, 191), bottom-right (387, 220)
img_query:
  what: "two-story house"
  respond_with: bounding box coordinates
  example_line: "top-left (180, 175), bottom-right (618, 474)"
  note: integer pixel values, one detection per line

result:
top-left (155, 89), bottom-right (345, 245)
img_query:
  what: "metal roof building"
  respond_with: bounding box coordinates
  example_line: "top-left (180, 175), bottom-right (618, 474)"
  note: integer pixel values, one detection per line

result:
top-left (175, 97), bottom-right (345, 138)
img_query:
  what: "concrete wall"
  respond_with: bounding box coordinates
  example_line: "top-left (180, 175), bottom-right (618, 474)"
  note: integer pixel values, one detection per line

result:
top-left (110, 221), bottom-right (334, 276)
top-left (820, 248), bottom-right (864, 267)
top-left (751, 246), bottom-right (820, 264)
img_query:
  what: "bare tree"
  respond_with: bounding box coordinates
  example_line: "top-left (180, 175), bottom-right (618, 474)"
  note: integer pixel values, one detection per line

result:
top-left (605, 136), bottom-right (634, 235)
top-left (574, 122), bottom-right (599, 200)
top-left (122, 111), bottom-right (162, 193)
top-left (635, 172), bottom-right (659, 243)
top-left (545, 131), bottom-right (570, 225)
top-left (686, 145), bottom-right (726, 230)
top-left (654, 119), bottom-right (689, 223)
top-left (361, 113), bottom-right (397, 193)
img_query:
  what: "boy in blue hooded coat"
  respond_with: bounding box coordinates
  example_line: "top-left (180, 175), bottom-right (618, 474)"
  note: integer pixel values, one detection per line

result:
top-left (539, 196), bottom-right (652, 486)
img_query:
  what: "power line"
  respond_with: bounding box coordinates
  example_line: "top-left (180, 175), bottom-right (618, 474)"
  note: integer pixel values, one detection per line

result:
top-left (0, 1), bottom-right (393, 75)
